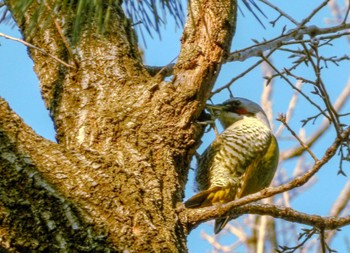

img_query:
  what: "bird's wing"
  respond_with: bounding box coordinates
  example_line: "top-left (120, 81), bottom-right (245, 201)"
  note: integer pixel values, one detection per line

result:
top-left (237, 135), bottom-right (279, 198)
top-left (195, 138), bottom-right (222, 191)
top-left (214, 134), bottom-right (278, 234)
top-left (185, 139), bottom-right (229, 208)
top-left (184, 185), bottom-right (225, 208)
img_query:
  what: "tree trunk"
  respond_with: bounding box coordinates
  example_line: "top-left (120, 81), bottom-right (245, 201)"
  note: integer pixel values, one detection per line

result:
top-left (1, 0), bottom-right (237, 252)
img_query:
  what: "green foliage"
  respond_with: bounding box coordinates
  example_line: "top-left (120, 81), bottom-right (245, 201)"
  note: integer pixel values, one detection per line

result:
top-left (0, 0), bottom-right (264, 44)
top-left (0, 0), bottom-right (185, 43)
top-left (124, 0), bottom-right (184, 43)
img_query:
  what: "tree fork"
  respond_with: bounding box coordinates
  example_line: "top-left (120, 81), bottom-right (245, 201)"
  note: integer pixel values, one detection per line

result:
top-left (2, 0), bottom-right (237, 252)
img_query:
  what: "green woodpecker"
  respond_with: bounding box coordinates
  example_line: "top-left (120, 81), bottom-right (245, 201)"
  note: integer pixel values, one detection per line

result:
top-left (185, 97), bottom-right (279, 234)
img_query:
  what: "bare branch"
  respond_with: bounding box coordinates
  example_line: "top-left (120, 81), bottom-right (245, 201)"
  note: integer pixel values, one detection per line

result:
top-left (226, 23), bottom-right (350, 62)
top-left (330, 181), bottom-right (350, 216)
top-left (320, 229), bottom-right (326, 253)
top-left (186, 202), bottom-right (350, 233)
top-left (300, 42), bottom-right (342, 136)
top-left (323, 180), bottom-right (350, 246)
top-left (281, 77), bottom-right (350, 160)
top-left (277, 114), bottom-right (319, 162)
top-left (212, 48), bottom-right (279, 96)
top-left (261, 54), bottom-right (330, 121)
top-left (173, 0), bottom-right (236, 103)
top-left (181, 126), bottom-right (350, 230)
top-left (211, 59), bottom-right (264, 95)
top-left (145, 63), bottom-right (175, 77)
top-left (259, 0), bottom-right (299, 25)
top-left (275, 80), bottom-right (302, 138)
top-left (246, 204), bottom-right (350, 230)
top-left (261, 60), bottom-right (274, 127)
top-left (299, 0), bottom-right (331, 27)
top-left (0, 32), bottom-right (75, 68)
top-left (277, 228), bottom-right (319, 253)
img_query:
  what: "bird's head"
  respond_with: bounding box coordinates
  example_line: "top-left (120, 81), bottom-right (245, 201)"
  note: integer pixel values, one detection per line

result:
top-left (206, 97), bottom-right (270, 129)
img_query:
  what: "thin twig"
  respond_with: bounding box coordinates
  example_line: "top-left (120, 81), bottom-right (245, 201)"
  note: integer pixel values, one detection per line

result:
top-left (226, 23), bottom-right (350, 62)
top-left (211, 59), bottom-right (263, 95)
top-left (277, 114), bottom-right (319, 162)
top-left (212, 48), bottom-right (278, 96)
top-left (0, 32), bottom-right (75, 68)
top-left (182, 126), bottom-right (350, 229)
top-left (275, 80), bottom-right (302, 138)
top-left (187, 202), bottom-right (350, 231)
top-left (259, 0), bottom-right (299, 25)
top-left (155, 56), bottom-right (177, 77)
top-left (300, 42), bottom-right (341, 136)
top-left (261, 54), bottom-right (330, 121)
top-left (322, 180), bottom-right (350, 248)
top-left (43, 1), bottom-right (77, 66)
top-left (281, 75), bottom-right (350, 160)
top-left (146, 63), bottom-right (175, 77)
top-left (277, 228), bottom-right (317, 253)
top-left (300, 0), bottom-right (331, 27)
top-left (261, 60), bottom-right (274, 128)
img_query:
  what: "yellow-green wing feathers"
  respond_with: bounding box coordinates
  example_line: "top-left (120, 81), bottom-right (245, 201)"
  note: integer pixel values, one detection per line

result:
top-left (238, 135), bottom-right (279, 198)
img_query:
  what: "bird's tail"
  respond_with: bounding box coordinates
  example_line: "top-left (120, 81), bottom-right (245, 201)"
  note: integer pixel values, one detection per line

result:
top-left (214, 217), bottom-right (230, 234)
top-left (184, 186), bottom-right (235, 208)
top-left (214, 215), bottom-right (239, 234)
top-left (185, 186), bottom-right (239, 234)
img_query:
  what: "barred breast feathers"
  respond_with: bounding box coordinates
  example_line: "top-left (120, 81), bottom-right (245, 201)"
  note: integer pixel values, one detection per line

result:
top-left (208, 117), bottom-right (271, 187)
top-left (193, 116), bottom-right (272, 196)
top-left (185, 98), bottom-right (279, 234)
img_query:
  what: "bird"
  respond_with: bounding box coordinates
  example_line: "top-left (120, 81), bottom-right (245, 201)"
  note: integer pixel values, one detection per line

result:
top-left (185, 97), bottom-right (279, 234)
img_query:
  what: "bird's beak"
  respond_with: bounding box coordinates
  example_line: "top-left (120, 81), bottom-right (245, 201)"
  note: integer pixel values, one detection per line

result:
top-left (205, 103), bottom-right (226, 112)
top-left (205, 104), bottom-right (227, 117)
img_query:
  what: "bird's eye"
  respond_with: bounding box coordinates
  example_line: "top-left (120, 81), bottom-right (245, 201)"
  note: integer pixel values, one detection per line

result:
top-left (224, 100), bottom-right (240, 107)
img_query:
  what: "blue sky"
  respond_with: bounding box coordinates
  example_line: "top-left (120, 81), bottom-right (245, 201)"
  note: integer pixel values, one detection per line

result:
top-left (1, 1), bottom-right (350, 252)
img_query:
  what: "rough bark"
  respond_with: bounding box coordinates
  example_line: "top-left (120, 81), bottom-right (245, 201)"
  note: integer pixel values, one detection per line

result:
top-left (1, 0), bottom-right (237, 252)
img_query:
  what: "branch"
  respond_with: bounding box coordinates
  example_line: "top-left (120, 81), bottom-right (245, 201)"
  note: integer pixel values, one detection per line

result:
top-left (261, 54), bottom-right (330, 122)
top-left (259, 0), bottom-right (299, 25)
top-left (280, 77), bottom-right (350, 160)
top-left (277, 114), bottom-right (318, 162)
top-left (300, 42), bottom-right (342, 137)
top-left (0, 97), bottom-right (127, 249)
top-left (173, 0), bottom-right (236, 104)
top-left (0, 98), bottom-right (94, 202)
top-left (184, 202), bottom-right (350, 233)
top-left (332, 188), bottom-right (350, 210)
top-left (180, 125), bottom-right (350, 230)
top-left (275, 80), bottom-right (302, 138)
top-left (226, 23), bottom-right (350, 62)
top-left (323, 180), bottom-right (350, 246)
top-left (211, 58), bottom-right (263, 95)
top-left (0, 32), bottom-right (75, 68)
top-left (145, 63), bottom-right (175, 77)
top-left (0, 98), bottom-right (119, 250)
top-left (242, 203), bottom-right (350, 230)
top-left (300, 0), bottom-right (331, 27)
